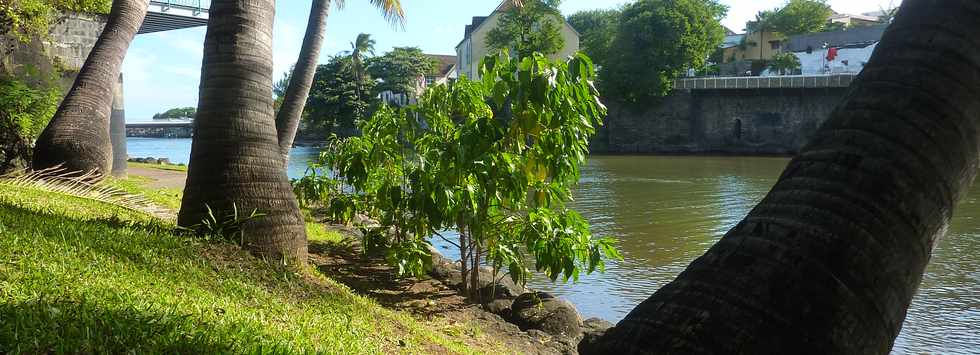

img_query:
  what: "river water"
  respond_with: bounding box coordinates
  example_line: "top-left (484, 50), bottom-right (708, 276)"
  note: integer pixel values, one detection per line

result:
top-left (128, 139), bottom-right (980, 353)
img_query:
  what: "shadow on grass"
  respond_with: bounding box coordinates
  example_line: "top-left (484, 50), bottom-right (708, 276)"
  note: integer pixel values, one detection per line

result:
top-left (0, 298), bottom-right (287, 353)
top-left (310, 237), bottom-right (471, 319)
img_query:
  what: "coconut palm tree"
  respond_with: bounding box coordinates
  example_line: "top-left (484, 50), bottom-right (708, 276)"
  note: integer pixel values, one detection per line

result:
top-left (178, 0), bottom-right (308, 261)
top-left (342, 33), bottom-right (376, 122)
top-left (31, 0), bottom-right (150, 177)
top-left (349, 33), bottom-right (377, 80)
top-left (275, 0), bottom-right (405, 160)
top-left (582, 0), bottom-right (980, 353)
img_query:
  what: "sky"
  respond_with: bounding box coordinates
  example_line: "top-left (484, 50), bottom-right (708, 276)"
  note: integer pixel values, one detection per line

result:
top-left (122, 0), bottom-right (901, 120)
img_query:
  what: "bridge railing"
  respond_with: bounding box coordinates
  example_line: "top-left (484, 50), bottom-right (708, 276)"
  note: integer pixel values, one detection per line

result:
top-left (673, 73), bottom-right (858, 90)
top-left (150, 0), bottom-right (210, 12)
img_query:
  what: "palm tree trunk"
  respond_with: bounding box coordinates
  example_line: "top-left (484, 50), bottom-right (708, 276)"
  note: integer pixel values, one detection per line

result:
top-left (178, 0), bottom-right (308, 262)
top-left (32, 0), bottom-right (149, 177)
top-left (275, 0), bottom-right (331, 161)
top-left (110, 74), bottom-right (128, 178)
top-left (583, 1), bottom-right (980, 353)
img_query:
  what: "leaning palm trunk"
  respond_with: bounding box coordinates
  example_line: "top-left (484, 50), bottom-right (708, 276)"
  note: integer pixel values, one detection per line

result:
top-left (584, 1), bottom-right (980, 354)
top-left (179, 0), bottom-right (308, 261)
top-left (275, 0), bottom-right (331, 161)
top-left (32, 0), bottom-right (149, 177)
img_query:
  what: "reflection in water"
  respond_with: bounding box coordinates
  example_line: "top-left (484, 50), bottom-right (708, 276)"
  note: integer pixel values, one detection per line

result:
top-left (128, 138), bottom-right (979, 353)
top-left (528, 156), bottom-right (979, 354)
top-left (526, 156), bottom-right (785, 327)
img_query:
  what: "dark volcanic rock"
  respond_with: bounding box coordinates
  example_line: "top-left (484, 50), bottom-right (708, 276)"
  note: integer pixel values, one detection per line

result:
top-left (511, 292), bottom-right (582, 339)
top-left (578, 317), bottom-right (614, 351)
top-left (484, 298), bottom-right (513, 317)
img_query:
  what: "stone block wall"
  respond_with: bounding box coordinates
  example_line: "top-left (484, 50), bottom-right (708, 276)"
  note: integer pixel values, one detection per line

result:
top-left (45, 12), bottom-right (108, 71)
top-left (1, 12), bottom-right (106, 89)
top-left (593, 87), bottom-right (846, 155)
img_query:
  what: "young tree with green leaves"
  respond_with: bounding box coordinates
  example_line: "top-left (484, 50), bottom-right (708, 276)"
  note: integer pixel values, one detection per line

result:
top-left (486, 0), bottom-right (565, 59)
top-left (566, 8), bottom-right (620, 68)
top-left (310, 52), bottom-right (620, 301)
top-left (365, 47), bottom-right (437, 97)
top-left (602, 0), bottom-right (727, 105)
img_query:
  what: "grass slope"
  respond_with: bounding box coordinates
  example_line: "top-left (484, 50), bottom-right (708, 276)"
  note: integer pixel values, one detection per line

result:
top-left (127, 162), bottom-right (188, 172)
top-left (0, 184), bottom-right (484, 354)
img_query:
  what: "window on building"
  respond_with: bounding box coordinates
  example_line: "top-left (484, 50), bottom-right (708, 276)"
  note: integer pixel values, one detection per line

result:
top-left (769, 40), bottom-right (781, 50)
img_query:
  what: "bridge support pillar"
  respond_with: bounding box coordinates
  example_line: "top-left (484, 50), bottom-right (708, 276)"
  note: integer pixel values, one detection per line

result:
top-left (110, 74), bottom-right (127, 178)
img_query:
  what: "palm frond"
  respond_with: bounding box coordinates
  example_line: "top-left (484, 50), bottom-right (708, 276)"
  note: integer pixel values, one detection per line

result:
top-left (334, 0), bottom-right (405, 28)
top-left (0, 165), bottom-right (175, 221)
top-left (369, 0), bottom-right (405, 28)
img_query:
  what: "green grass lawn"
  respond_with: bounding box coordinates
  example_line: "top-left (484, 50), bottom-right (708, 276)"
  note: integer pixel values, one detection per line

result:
top-left (0, 183), bottom-right (491, 354)
top-left (103, 174), bottom-right (184, 211)
top-left (127, 161), bottom-right (188, 172)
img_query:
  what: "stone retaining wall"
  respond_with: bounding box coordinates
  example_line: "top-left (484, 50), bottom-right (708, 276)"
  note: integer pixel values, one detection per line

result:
top-left (592, 87), bottom-right (846, 155)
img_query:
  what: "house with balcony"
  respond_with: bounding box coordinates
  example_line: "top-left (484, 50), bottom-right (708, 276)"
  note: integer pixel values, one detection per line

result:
top-left (455, 0), bottom-right (579, 80)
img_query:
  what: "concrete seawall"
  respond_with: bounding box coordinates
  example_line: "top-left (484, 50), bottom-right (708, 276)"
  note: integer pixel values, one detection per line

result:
top-left (592, 87), bottom-right (847, 155)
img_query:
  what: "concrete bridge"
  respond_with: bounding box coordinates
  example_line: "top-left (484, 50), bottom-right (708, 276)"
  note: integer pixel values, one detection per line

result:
top-left (140, 1), bottom-right (210, 34)
top-left (592, 74), bottom-right (858, 155)
top-left (126, 122), bottom-right (194, 138)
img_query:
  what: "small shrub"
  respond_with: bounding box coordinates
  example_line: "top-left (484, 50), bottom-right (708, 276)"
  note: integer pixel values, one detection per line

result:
top-left (179, 204), bottom-right (265, 246)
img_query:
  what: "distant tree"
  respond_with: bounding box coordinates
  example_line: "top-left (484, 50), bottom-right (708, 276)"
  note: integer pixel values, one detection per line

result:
top-left (365, 47), bottom-right (437, 97)
top-left (305, 56), bottom-right (377, 136)
top-left (875, 2), bottom-right (898, 24)
top-left (152, 107), bottom-right (196, 119)
top-left (751, 0), bottom-right (832, 35)
top-left (602, 0), bottom-right (727, 105)
top-left (775, 0), bottom-right (832, 34)
top-left (567, 8), bottom-right (620, 68)
top-left (768, 52), bottom-right (801, 75)
top-left (346, 33), bottom-right (376, 119)
top-left (486, 0), bottom-right (565, 58)
top-left (273, 70), bottom-right (291, 111)
top-left (347, 33), bottom-right (376, 86)
top-left (273, 69), bottom-right (291, 100)
top-left (745, 9), bottom-right (779, 59)
top-left (276, 0), bottom-right (405, 159)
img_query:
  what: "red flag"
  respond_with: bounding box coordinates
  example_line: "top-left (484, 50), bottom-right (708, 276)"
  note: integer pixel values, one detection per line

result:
top-left (826, 47), bottom-right (839, 61)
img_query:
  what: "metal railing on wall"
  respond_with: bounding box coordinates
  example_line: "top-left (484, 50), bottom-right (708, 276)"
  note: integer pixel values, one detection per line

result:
top-left (150, 0), bottom-right (210, 14)
top-left (673, 73), bottom-right (858, 90)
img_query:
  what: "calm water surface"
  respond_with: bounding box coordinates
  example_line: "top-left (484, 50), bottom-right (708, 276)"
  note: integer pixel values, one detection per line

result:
top-left (127, 138), bottom-right (319, 179)
top-left (128, 139), bottom-right (980, 353)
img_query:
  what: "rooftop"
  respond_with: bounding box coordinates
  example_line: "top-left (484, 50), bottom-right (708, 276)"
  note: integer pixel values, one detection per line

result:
top-left (426, 54), bottom-right (457, 78)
